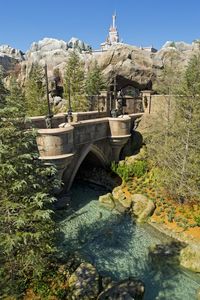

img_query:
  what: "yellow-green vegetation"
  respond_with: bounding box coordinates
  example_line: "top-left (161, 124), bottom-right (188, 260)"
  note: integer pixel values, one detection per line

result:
top-left (111, 158), bottom-right (148, 183)
top-left (112, 148), bottom-right (200, 232)
top-left (146, 53), bottom-right (200, 203)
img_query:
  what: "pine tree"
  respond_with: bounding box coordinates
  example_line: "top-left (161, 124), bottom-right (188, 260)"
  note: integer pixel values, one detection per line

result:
top-left (85, 61), bottom-right (106, 96)
top-left (0, 67), bottom-right (8, 104)
top-left (25, 63), bottom-right (47, 116)
top-left (63, 50), bottom-right (88, 111)
top-left (0, 77), bottom-right (59, 297)
top-left (85, 62), bottom-right (106, 110)
top-left (147, 54), bottom-right (200, 202)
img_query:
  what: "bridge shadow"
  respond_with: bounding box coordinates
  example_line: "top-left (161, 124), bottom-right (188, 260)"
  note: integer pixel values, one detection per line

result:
top-left (120, 130), bottom-right (143, 160)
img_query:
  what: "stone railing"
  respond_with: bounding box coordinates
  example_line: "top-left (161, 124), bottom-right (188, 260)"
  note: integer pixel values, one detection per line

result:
top-left (29, 111), bottom-right (108, 129)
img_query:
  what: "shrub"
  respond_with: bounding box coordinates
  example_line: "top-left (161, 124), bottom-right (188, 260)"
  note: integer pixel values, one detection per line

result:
top-left (194, 215), bottom-right (200, 226)
top-left (111, 160), bottom-right (148, 182)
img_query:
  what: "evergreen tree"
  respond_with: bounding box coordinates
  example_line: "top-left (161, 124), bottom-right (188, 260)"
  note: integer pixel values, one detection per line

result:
top-left (0, 77), bottom-right (58, 297)
top-left (25, 63), bottom-right (47, 116)
top-left (85, 62), bottom-right (106, 96)
top-left (63, 50), bottom-right (88, 111)
top-left (0, 67), bottom-right (8, 104)
top-left (147, 54), bottom-right (200, 202)
top-left (85, 62), bottom-right (106, 110)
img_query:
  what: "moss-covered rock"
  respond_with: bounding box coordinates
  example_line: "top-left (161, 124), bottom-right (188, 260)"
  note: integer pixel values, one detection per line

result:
top-left (99, 193), bottom-right (115, 210)
top-left (131, 194), bottom-right (155, 223)
top-left (180, 245), bottom-right (200, 273)
top-left (67, 262), bottom-right (99, 299)
top-left (112, 186), bottom-right (132, 209)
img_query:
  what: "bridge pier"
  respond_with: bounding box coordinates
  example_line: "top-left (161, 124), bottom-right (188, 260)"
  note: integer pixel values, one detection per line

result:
top-left (109, 136), bottom-right (130, 162)
top-left (108, 116), bottom-right (131, 161)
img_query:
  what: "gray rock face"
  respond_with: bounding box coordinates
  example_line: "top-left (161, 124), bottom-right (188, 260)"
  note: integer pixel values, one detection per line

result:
top-left (67, 37), bottom-right (92, 52)
top-left (18, 37), bottom-right (92, 83)
top-left (24, 38), bottom-right (70, 76)
top-left (0, 45), bottom-right (24, 59)
top-left (1, 38), bottom-right (199, 89)
top-left (0, 45), bottom-right (24, 73)
top-left (95, 44), bottom-right (154, 88)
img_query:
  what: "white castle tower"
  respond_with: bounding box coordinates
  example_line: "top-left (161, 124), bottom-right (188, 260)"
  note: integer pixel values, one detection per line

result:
top-left (101, 13), bottom-right (120, 50)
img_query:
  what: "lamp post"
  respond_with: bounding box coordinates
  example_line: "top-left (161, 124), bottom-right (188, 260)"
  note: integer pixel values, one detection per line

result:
top-left (44, 64), bottom-right (53, 128)
top-left (68, 79), bottom-right (73, 123)
top-left (110, 72), bottom-right (118, 117)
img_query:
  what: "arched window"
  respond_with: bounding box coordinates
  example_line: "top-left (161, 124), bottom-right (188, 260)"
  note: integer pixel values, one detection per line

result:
top-left (121, 86), bottom-right (140, 97)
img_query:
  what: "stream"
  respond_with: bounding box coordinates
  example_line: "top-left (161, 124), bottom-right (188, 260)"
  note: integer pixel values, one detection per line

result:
top-left (58, 181), bottom-right (200, 300)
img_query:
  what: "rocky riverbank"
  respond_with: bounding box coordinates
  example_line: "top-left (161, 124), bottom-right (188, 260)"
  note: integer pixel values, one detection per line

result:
top-left (98, 152), bottom-right (200, 274)
top-left (24, 256), bottom-right (144, 300)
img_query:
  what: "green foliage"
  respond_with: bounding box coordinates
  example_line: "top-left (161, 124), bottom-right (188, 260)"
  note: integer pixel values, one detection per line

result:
top-left (63, 50), bottom-right (88, 111)
top-left (111, 160), bottom-right (148, 182)
top-left (0, 68), bottom-right (8, 105)
top-left (25, 63), bottom-right (47, 116)
top-left (167, 209), bottom-right (175, 222)
top-left (85, 61), bottom-right (106, 109)
top-left (154, 51), bottom-right (182, 94)
top-left (147, 53), bottom-right (200, 202)
top-left (0, 77), bottom-right (59, 297)
top-left (194, 215), bottom-right (200, 226)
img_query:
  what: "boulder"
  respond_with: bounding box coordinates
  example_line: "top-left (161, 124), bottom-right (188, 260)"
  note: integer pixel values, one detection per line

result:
top-left (99, 193), bottom-right (115, 210)
top-left (67, 262), bottom-right (99, 299)
top-left (131, 194), bottom-right (155, 223)
top-left (97, 44), bottom-right (153, 88)
top-left (97, 278), bottom-right (145, 300)
top-left (112, 186), bottom-right (132, 209)
top-left (197, 288), bottom-right (200, 300)
top-left (180, 245), bottom-right (200, 272)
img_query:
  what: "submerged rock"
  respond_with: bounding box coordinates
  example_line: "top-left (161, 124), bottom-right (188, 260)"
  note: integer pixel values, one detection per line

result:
top-left (97, 278), bottom-right (145, 300)
top-left (180, 245), bottom-right (200, 273)
top-left (131, 194), bottom-right (155, 223)
top-left (67, 262), bottom-right (99, 299)
top-left (149, 241), bottom-right (183, 258)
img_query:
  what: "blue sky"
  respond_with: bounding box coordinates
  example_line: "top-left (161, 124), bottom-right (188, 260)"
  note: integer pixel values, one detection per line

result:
top-left (1, 0), bottom-right (200, 52)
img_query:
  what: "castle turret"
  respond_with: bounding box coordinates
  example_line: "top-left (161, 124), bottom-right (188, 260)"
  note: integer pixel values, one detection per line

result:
top-left (101, 13), bottom-right (120, 50)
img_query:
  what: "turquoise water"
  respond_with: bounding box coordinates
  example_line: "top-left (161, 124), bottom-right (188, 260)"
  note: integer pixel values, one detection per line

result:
top-left (59, 182), bottom-right (200, 300)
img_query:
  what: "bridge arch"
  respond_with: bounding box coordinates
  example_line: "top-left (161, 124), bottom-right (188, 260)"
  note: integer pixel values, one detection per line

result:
top-left (64, 143), bottom-right (109, 191)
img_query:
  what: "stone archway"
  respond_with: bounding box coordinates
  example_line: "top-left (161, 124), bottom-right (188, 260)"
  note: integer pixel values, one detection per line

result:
top-left (63, 143), bottom-right (109, 191)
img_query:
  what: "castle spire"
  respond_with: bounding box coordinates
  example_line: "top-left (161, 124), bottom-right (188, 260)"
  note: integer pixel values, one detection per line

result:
top-left (112, 12), bottom-right (116, 29)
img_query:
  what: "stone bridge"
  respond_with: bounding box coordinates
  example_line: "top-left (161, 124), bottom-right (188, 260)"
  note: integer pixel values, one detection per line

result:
top-left (35, 113), bottom-right (143, 191)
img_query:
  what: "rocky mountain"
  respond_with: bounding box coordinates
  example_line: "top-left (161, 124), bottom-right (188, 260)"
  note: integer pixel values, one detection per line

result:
top-left (0, 45), bottom-right (24, 73)
top-left (1, 37), bottom-right (200, 89)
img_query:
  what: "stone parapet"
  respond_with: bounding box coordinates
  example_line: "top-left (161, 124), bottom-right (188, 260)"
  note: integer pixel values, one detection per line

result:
top-left (36, 126), bottom-right (75, 181)
top-left (108, 115), bottom-right (131, 137)
top-left (37, 126), bottom-right (74, 157)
